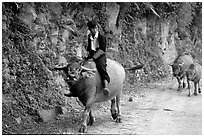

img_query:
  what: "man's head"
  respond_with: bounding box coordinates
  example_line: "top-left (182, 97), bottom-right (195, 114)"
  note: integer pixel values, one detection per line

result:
top-left (87, 20), bottom-right (98, 36)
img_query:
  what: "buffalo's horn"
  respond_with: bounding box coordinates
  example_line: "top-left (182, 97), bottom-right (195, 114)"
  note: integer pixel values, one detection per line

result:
top-left (64, 92), bottom-right (73, 97)
top-left (54, 63), bottom-right (69, 70)
top-left (81, 66), bottom-right (97, 72)
top-left (178, 62), bottom-right (184, 66)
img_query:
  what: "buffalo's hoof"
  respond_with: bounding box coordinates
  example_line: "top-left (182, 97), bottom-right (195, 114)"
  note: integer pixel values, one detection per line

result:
top-left (188, 94), bottom-right (192, 97)
top-left (198, 89), bottom-right (201, 93)
top-left (177, 88), bottom-right (182, 92)
top-left (79, 125), bottom-right (87, 133)
top-left (116, 115), bottom-right (122, 123)
top-left (194, 92), bottom-right (198, 96)
top-left (87, 117), bottom-right (95, 126)
top-left (111, 110), bottom-right (118, 120)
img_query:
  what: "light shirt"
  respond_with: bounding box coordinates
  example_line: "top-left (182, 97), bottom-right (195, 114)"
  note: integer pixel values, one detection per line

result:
top-left (90, 31), bottom-right (99, 51)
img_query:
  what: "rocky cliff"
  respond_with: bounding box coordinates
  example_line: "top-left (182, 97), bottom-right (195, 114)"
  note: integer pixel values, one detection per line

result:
top-left (2, 2), bottom-right (202, 134)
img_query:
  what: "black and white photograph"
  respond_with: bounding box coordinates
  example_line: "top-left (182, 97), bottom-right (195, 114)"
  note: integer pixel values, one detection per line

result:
top-left (2, 2), bottom-right (202, 135)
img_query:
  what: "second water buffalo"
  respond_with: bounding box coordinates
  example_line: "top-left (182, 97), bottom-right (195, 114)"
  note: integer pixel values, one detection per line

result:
top-left (186, 61), bottom-right (202, 97)
top-left (170, 54), bottom-right (194, 91)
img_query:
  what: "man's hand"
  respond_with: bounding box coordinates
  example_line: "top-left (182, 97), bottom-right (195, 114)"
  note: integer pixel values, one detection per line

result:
top-left (93, 49), bottom-right (104, 59)
top-left (84, 53), bottom-right (92, 60)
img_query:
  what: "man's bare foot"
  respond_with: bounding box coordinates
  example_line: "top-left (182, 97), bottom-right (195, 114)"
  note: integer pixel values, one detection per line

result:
top-left (103, 88), bottom-right (110, 96)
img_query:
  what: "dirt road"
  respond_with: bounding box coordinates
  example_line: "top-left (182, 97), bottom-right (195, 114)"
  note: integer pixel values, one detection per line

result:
top-left (85, 79), bottom-right (202, 135)
top-left (20, 79), bottom-right (202, 135)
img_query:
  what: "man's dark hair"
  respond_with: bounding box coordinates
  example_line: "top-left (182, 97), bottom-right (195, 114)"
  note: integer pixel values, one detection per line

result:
top-left (87, 20), bottom-right (97, 29)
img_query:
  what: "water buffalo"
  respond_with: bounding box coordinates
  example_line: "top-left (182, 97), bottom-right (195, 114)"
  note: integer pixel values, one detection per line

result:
top-left (54, 57), bottom-right (143, 133)
top-left (186, 61), bottom-right (202, 97)
top-left (170, 54), bottom-right (194, 91)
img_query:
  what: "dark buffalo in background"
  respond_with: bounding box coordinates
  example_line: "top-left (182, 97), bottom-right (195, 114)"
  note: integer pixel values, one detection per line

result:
top-left (186, 61), bottom-right (202, 97)
top-left (170, 54), bottom-right (194, 91)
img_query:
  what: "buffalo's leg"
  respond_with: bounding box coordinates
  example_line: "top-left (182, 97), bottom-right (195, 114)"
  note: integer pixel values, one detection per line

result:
top-left (110, 97), bottom-right (118, 120)
top-left (115, 93), bottom-right (122, 123)
top-left (87, 110), bottom-right (95, 126)
top-left (194, 82), bottom-right (198, 96)
top-left (177, 77), bottom-right (182, 91)
top-left (187, 80), bottom-right (192, 97)
top-left (79, 106), bottom-right (91, 133)
top-left (79, 87), bottom-right (96, 133)
top-left (198, 81), bottom-right (201, 94)
top-left (183, 82), bottom-right (186, 88)
top-left (182, 76), bottom-right (186, 88)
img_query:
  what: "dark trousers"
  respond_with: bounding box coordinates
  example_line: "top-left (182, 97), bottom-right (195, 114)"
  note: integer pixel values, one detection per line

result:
top-left (94, 54), bottom-right (110, 84)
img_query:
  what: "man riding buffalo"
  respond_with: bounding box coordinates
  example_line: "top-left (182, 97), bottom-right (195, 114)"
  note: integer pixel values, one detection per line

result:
top-left (86, 20), bottom-right (110, 96)
top-left (54, 20), bottom-right (144, 133)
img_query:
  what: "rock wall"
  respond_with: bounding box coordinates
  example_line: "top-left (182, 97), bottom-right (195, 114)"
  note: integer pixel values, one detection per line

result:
top-left (106, 3), bottom-right (121, 35)
top-left (2, 2), bottom-right (202, 129)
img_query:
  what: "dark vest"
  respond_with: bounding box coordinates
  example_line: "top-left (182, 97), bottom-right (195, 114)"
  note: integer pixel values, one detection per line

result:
top-left (87, 33), bottom-right (106, 58)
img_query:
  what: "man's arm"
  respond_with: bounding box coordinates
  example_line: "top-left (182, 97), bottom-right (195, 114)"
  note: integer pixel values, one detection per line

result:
top-left (93, 49), bottom-right (104, 59)
top-left (93, 34), bottom-right (106, 59)
top-left (87, 34), bottom-right (91, 52)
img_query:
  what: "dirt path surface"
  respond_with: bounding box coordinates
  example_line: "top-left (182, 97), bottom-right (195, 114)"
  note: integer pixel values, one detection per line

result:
top-left (20, 79), bottom-right (202, 135)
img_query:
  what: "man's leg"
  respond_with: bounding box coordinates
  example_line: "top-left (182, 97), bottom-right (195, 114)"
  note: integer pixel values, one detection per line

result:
top-left (102, 79), bottom-right (110, 96)
top-left (95, 55), bottom-right (110, 96)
